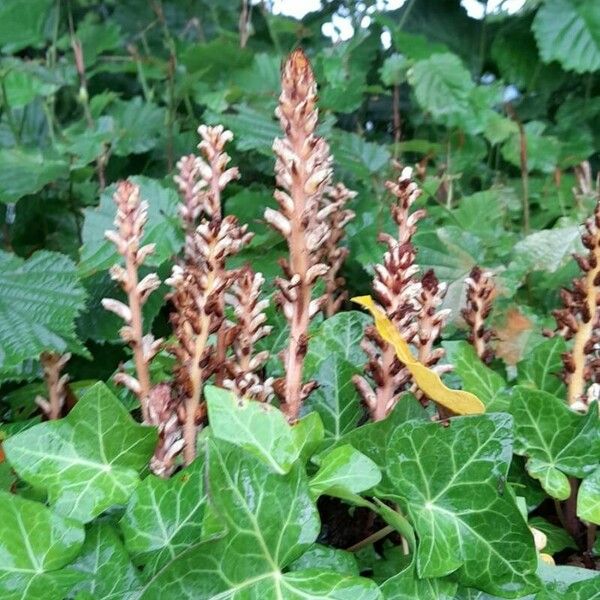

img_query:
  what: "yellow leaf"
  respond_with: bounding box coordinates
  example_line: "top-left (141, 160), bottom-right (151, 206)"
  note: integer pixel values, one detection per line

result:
top-left (352, 295), bottom-right (485, 416)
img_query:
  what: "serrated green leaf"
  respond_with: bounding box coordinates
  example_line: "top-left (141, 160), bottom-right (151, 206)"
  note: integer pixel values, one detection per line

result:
top-left (205, 385), bottom-right (299, 474)
top-left (330, 130), bottom-right (391, 181)
top-left (120, 458), bottom-right (206, 576)
top-left (511, 387), bottom-right (600, 500)
top-left (577, 467), bottom-right (600, 525)
top-left (0, 491), bottom-right (85, 600)
top-left (79, 176), bottom-right (182, 277)
top-left (0, 250), bottom-right (87, 371)
top-left (0, 0), bottom-right (53, 52)
top-left (517, 337), bottom-right (566, 397)
top-left (3, 382), bottom-right (157, 523)
top-left (310, 444), bottom-right (381, 498)
top-left (501, 122), bottom-right (561, 174)
top-left (533, 0), bottom-right (600, 74)
top-left (449, 341), bottom-right (510, 411)
top-left (67, 522), bottom-right (142, 599)
top-left (0, 148), bottom-right (69, 203)
top-left (387, 413), bottom-right (539, 597)
top-left (137, 440), bottom-right (379, 599)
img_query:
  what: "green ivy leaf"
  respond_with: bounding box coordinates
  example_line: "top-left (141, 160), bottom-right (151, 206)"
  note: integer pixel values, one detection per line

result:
top-left (0, 148), bottom-right (69, 203)
top-left (67, 523), bottom-right (142, 599)
top-left (309, 444), bottom-right (381, 497)
top-left (0, 492), bottom-right (85, 599)
top-left (380, 563), bottom-right (458, 599)
top-left (0, 250), bottom-right (87, 372)
top-left (120, 458), bottom-right (206, 576)
top-left (516, 337), bottom-right (567, 397)
top-left (79, 176), bottom-right (182, 278)
top-left (577, 467), bottom-right (600, 525)
top-left (304, 355), bottom-right (364, 446)
top-left (287, 544), bottom-right (358, 574)
top-left (387, 413), bottom-right (539, 596)
top-left (528, 517), bottom-right (575, 555)
top-left (533, 0), bottom-right (600, 74)
top-left (448, 341), bottom-right (510, 411)
top-left (3, 382), bottom-right (157, 523)
top-left (511, 387), bottom-right (600, 500)
top-left (205, 385), bottom-right (299, 474)
top-left (138, 440), bottom-right (381, 598)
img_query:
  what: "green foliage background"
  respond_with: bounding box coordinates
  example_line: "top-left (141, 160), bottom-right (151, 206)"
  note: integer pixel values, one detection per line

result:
top-left (0, 0), bottom-right (599, 598)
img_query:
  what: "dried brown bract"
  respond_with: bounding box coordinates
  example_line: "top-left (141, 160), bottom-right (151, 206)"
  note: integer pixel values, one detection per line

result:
top-left (265, 49), bottom-right (333, 421)
top-left (102, 181), bottom-right (162, 422)
top-left (462, 266), bottom-right (496, 364)
top-left (35, 352), bottom-right (71, 420)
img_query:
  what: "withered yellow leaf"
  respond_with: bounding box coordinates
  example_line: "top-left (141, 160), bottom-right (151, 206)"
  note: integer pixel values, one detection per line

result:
top-left (352, 295), bottom-right (485, 415)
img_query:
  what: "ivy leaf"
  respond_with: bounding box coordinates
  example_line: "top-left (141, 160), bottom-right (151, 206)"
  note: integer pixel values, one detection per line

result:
top-left (3, 382), bottom-right (157, 523)
top-left (528, 517), bottom-right (576, 555)
top-left (309, 444), bottom-right (381, 498)
top-left (533, 0), bottom-right (600, 74)
top-left (120, 458), bottom-right (206, 576)
top-left (577, 467), bottom-right (600, 525)
top-left (0, 148), bottom-right (69, 203)
top-left (511, 387), bottom-right (600, 500)
top-left (138, 440), bottom-right (381, 598)
top-left (380, 563), bottom-right (458, 600)
top-left (304, 355), bottom-right (364, 447)
top-left (387, 413), bottom-right (539, 597)
top-left (67, 523), bottom-right (142, 599)
top-left (448, 341), bottom-right (510, 412)
top-left (287, 544), bottom-right (358, 574)
top-left (205, 385), bottom-right (299, 474)
top-left (79, 176), bottom-right (182, 277)
top-left (0, 250), bottom-right (87, 372)
top-left (0, 492), bottom-right (85, 599)
top-left (516, 337), bottom-right (567, 397)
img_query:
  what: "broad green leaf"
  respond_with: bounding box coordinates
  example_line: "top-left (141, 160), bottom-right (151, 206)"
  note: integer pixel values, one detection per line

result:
top-left (79, 176), bottom-right (182, 277)
top-left (2, 63), bottom-right (62, 108)
top-left (511, 387), bottom-right (600, 500)
top-left (408, 53), bottom-right (474, 129)
top-left (138, 440), bottom-right (380, 598)
top-left (0, 250), bottom-right (87, 372)
top-left (68, 523), bottom-right (142, 599)
top-left (448, 341), bottom-right (510, 412)
top-left (120, 458), bottom-right (206, 576)
top-left (292, 411), bottom-right (325, 463)
top-left (3, 382), bottom-right (157, 523)
top-left (517, 337), bottom-right (567, 397)
top-left (0, 492), bottom-right (85, 599)
top-left (288, 544), bottom-right (358, 574)
top-left (306, 311), bottom-right (371, 371)
top-left (501, 122), bottom-right (560, 174)
top-left (353, 296), bottom-right (485, 415)
top-left (528, 517), bottom-right (575, 555)
top-left (0, 0), bottom-right (53, 52)
top-left (577, 467), bottom-right (600, 525)
top-left (379, 53), bottom-right (408, 86)
top-left (0, 148), bottom-right (69, 203)
top-left (380, 563), bottom-right (458, 599)
top-left (330, 130), bottom-right (391, 181)
top-left (107, 97), bottom-right (165, 156)
top-left (309, 444), bottom-right (381, 497)
top-left (387, 413), bottom-right (539, 596)
top-left (533, 0), bottom-right (600, 74)
top-left (205, 385), bottom-right (299, 474)
top-left (303, 355), bottom-right (364, 446)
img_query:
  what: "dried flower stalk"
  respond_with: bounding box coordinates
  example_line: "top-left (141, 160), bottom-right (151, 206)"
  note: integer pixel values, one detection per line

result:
top-left (223, 266), bottom-right (273, 401)
top-left (169, 217), bottom-right (251, 463)
top-left (353, 167), bottom-right (426, 420)
top-left (35, 352), bottom-right (71, 420)
top-left (265, 49), bottom-right (333, 421)
top-left (554, 194), bottom-right (600, 409)
top-left (103, 181), bottom-right (162, 422)
top-left (321, 183), bottom-right (356, 317)
top-left (462, 266), bottom-right (496, 364)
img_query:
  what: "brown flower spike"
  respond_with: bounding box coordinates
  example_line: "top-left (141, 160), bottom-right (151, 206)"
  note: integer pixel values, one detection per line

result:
top-left (35, 352), bottom-right (71, 420)
top-left (265, 49), bottom-right (334, 421)
top-left (102, 181), bottom-right (162, 422)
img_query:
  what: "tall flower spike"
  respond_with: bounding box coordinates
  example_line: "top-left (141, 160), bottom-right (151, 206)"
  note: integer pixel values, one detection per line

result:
top-left (223, 266), bottom-right (273, 401)
top-left (169, 217), bottom-right (252, 463)
top-left (554, 191), bottom-right (600, 410)
top-left (353, 167), bottom-right (426, 421)
top-left (102, 181), bottom-right (162, 422)
top-left (265, 49), bottom-right (333, 421)
top-left (321, 183), bottom-right (356, 317)
top-left (35, 352), bottom-right (71, 420)
top-left (462, 266), bottom-right (496, 364)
